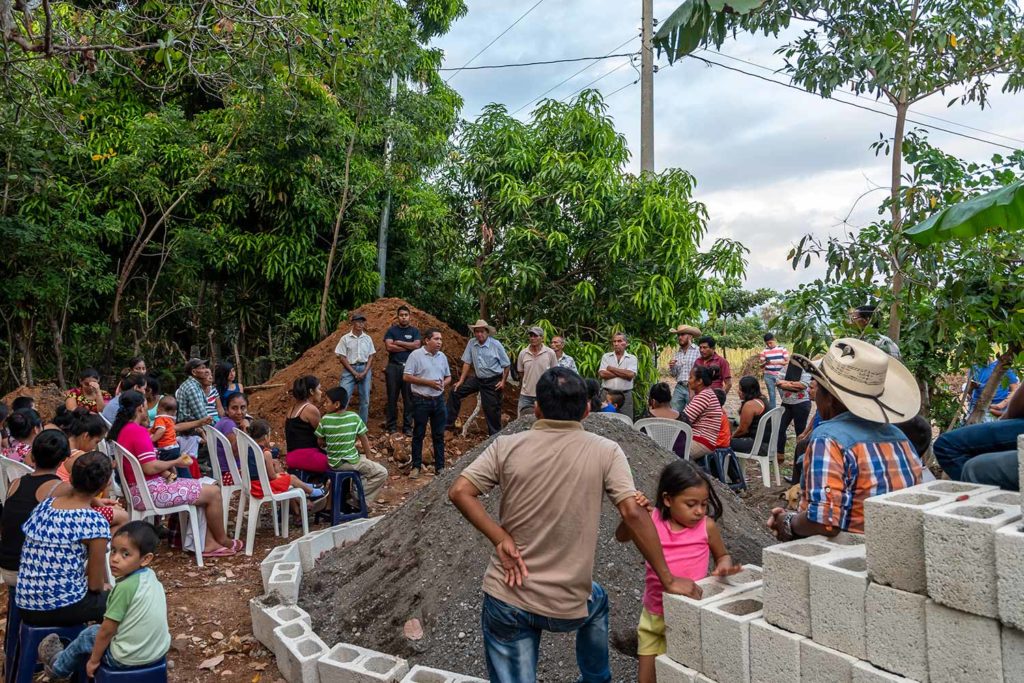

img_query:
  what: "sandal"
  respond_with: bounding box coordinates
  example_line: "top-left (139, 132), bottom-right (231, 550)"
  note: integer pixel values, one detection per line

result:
top-left (203, 544), bottom-right (237, 558)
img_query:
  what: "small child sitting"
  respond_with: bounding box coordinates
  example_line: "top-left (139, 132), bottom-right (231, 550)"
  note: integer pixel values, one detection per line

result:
top-left (315, 387), bottom-right (388, 504)
top-left (150, 395), bottom-right (180, 459)
top-left (39, 521), bottom-right (171, 679)
top-left (248, 420), bottom-right (328, 514)
top-left (601, 391), bottom-right (625, 413)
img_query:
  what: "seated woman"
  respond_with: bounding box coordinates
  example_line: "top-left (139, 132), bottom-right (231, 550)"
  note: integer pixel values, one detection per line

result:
top-left (3, 408), bottom-right (42, 463)
top-left (65, 368), bottom-right (111, 414)
top-left (680, 367), bottom-right (723, 460)
top-left (284, 376), bottom-right (330, 473)
top-left (111, 390), bottom-right (241, 558)
top-left (731, 376), bottom-right (769, 454)
top-left (59, 408), bottom-right (129, 533)
top-left (215, 392), bottom-right (254, 485)
top-left (16, 451), bottom-right (112, 626)
top-left (642, 382), bottom-right (690, 458)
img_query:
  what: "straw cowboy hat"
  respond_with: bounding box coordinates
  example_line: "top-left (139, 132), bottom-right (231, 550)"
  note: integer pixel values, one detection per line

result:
top-left (669, 324), bottom-right (701, 336)
top-left (791, 337), bottom-right (920, 424)
top-left (469, 319), bottom-right (497, 335)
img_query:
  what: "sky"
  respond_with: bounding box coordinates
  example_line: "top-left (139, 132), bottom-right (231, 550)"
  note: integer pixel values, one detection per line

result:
top-left (432, 0), bottom-right (1024, 291)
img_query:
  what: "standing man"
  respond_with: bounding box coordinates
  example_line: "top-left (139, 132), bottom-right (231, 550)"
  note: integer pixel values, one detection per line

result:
top-left (174, 358), bottom-right (214, 462)
top-left (551, 335), bottom-right (577, 373)
top-left (667, 325), bottom-right (700, 413)
top-left (849, 304), bottom-right (901, 360)
top-left (403, 329), bottom-right (451, 480)
top-left (694, 335), bottom-right (732, 394)
top-left (448, 319), bottom-right (510, 436)
top-left (449, 368), bottom-right (697, 682)
top-left (759, 333), bottom-right (790, 410)
top-left (516, 327), bottom-right (558, 415)
top-left (384, 305), bottom-right (422, 435)
top-left (598, 332), bottom-right (639, 419)
top-left (336, 313), bottom-right (376, 427)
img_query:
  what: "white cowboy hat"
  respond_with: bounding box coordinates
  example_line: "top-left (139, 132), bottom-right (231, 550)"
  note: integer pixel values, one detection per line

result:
top-left (668, 324), bottom-right (701, 336)
top-left (469, 319), bottom-right (497, 335)
top-left (791, 337), bottom-right (920, 424)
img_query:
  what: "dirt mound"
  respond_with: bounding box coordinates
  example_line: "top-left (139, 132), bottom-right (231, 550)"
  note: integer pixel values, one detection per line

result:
top-left (301, 415), bottom-right (776, 680)
top-left (738, 353), bottom-right (763, 379)
top-left (1, 383), bottom-right (65, 422)
top-left (247, 298), bottom-right (520, 438)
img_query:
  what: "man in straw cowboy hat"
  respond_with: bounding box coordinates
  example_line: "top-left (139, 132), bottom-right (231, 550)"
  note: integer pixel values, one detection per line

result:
top-left (666, 325), bottom-right (701, 412)
top-left (447, 319), bottom-right (511, 436)
top-left (767, 338), bottom-right (924, 541)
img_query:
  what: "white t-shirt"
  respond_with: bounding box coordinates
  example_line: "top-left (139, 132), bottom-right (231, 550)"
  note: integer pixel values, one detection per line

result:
top-left (599, 351), bottom-right (638, 391)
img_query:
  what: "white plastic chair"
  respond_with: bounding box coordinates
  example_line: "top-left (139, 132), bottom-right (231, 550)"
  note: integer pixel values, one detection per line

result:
top-left (111, 441), bottom-right (206, 566)
top-left (235, 430), bottom-right (308, 556)
top-left (203, 426), bottom-right (245, 537)
top-left (593, 411), bottom-right (634, 426)
top-left (0, 456), bottom-right (33, 489)
top-left (633, 418), bottom-right (692, 458)
top-left (732, 406), bottom-right (784, 487)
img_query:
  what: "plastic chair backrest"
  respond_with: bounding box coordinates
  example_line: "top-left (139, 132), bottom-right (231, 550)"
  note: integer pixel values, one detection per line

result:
top-left (234, 430), bottom-right (268, 492)
top-left (0, 456), bottom-right (33, 485)
top-left (203, 425), bottom-right (243, 485)
top-left (633, 418), bottom-right (688, 452)
top-left (112, 442), bottom-right (157, 511)
top-left (594, 411), bottom-right (633, 426)
top-left (749, 406), bottom-right (784, 455)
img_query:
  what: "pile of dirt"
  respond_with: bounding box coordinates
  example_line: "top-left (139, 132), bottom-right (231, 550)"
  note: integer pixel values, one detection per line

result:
top-left (301, 415), bottom-right (776, 680)
top-left (1, 383), bottom-right (65, 422)
top-left (247, 298), bottom-right (520, 438)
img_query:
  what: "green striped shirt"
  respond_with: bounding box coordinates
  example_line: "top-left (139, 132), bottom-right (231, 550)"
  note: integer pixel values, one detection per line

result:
top-left (314, 411), bottom-right (367, 468)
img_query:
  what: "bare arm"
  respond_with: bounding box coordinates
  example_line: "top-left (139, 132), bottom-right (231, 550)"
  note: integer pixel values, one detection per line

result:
top-left (176, 416), bottom-right (212, 431)
top-left (767, 507), bottom-right (837, 539)
top-left (149, 425), bottom-right (166, 444)
top-left (85, 538), bottom-right (109, 592)
top-left (455, 363), bottom-right (471, 387)
top-left (1003, 384), bottom-right (1024, 420)
top-left (339, 354), bottom-right (357, 376)
top-left (616, 497), bottom-right (701, 597)
top-left (449, 477), bottom-right (528, 587)
top-left (723, 377), bottom-right (733, 394)
top-left (357, 433), bottom-right (371, 454)
top-left (707, 519), bottom-right (740, 576)
top-left (86, 619), bottom-right (119, 678)
top-left (733, 402), bottom-right (757, 437)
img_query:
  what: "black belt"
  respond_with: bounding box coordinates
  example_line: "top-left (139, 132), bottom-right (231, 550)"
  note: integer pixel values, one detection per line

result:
top-left (389, 359), bottom-right (407, 366)
top-left (412, 393), bottom-right (443, 401)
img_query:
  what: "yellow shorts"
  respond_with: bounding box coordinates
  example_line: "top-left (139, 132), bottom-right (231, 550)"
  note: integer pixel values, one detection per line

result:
top-left (636, 607), bottom-right (667, 656)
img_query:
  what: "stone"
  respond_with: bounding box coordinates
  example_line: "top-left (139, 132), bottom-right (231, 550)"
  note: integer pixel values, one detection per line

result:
top-left (261, 542), bottom-right (300, 592)
top-left (332, 516), bottom-right (384, 549)
top-left (809, 545), bottom-right (868, 658)
top-left (317, 642), bottom-right (409, 683)
top-left (925, 600), bottom-right (1003, 683)
top-left (399, 665), bottom-right (487, 682)
top-left (274, 621), bottom-right (328, 683)
top-left (267, 561), bottom-right (302, 605)
top-left (762, 538), bottom-right (853, 636)
top-left (799, 638), bottom-right (859, 683)
top-left (250, 597), bottom-right (310, 650)
top-left (749, 618), bottom-right (802, 683)
top-left (996, 520), bottom-right (1024, 630)
top-left (700, 589), bottom-right (763, 683)
top-left (865, 583), bottom-right (929, 682)
top-left (654, 655), bottom-right (698, 683)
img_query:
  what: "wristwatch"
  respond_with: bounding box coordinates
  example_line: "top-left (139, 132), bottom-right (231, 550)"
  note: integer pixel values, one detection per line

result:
top-left (779, 511), bottom-right (798, 542)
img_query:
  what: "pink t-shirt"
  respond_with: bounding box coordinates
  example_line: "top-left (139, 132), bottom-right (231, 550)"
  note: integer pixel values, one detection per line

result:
top-left (116, 422), bottom-right (157, 487)
top-left (643, 511), bottom-right (710, 615)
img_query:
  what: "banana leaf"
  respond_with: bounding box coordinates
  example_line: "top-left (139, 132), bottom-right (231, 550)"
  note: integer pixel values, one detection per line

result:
top-left (653, 0), bottom-right (766, 64)
top-left (904, 180), bottom-right (1024, 245)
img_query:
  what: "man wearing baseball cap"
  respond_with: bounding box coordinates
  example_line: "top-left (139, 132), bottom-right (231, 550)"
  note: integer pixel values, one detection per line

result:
top-left (174, 358), bottom-right (215, 462)
top-left (335, 312), bottom-right (376, 427)
top-left (516, 326), bottom-right (558, 415)
top-left (767, 338), bottom-right (924, 540)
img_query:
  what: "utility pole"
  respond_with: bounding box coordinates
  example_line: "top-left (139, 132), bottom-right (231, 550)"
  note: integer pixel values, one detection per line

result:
top-left (376, 73), bottom-right (399, 298)
top-left (640, 0), bottom-right (654, 172)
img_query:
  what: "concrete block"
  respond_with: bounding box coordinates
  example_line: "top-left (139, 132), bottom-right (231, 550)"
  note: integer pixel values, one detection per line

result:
top-left (865, 485), bottom-right (958, 594)
top-left (250, 596), bottom-right (310, 650)
top-left (865, 582), bottom-right (929, 682)
top-left (654, 656), bottom-right (697, 683)
top-left (1019, 434), bottom-right (1023, 516)
top-left (700, 588), bottom-right (763, 683)
top-left (851, 661), bottom-right (915, 683)
top-left (261, 541), bottom-right (300, 592)
top-left (808, 545), bottom-right (867, 658)
top-left (695, 677), bottom-right (716, 683)
top-left (996, 521), bottom-right (1024, 629)
top-left (924, 491), bottom-right (1021, 617)
top-left (762, 538), bottom-right (854, 636)
top-left (925, 600), bottom-right (1003, 683)
top-left (268, 561), bottom-right (303, 605)
top-left (1004, 627), bottom-right (1024, 683)
top-left (664, 566), bottom-right (762, 671)
top-left (298, 527), bottom-right (338, 571)
top-left (399, 666), bottom-right (486, 682)
top-left (822, 531), bottom-right (866, 547)
top-left (332, 516), bottom-right (384, 549)
top-left (799, 639), bottom-right (859, 683)
top-left (317, 642), bottom-right (408, 683)
top-left (749, 618), bottom-right (802, 683)
top-left (274, 621), bottom-right (329, 683)
top-left (918, 480), bottom-right (996, 496)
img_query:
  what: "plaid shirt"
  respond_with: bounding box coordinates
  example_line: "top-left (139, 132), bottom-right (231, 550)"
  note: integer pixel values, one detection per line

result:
top-left (175, 377), bottom-right (207, 424)
top-left (800, 411), bottom-right (922, 533)
top-left (670, 346), bottom-right (700, 382)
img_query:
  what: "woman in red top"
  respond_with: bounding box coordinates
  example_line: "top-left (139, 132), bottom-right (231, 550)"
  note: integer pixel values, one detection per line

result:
top-left (681, 366), bottom-right (723, 460)
top-left (64, 369), bottom-right (110, 414)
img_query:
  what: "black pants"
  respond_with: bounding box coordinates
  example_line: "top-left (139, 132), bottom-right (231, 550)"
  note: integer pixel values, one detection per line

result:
top-left (447, 374), bottom-right (503, 435)
top-left (21, 590), bottom-right (107, 627)
top-left (385, 361), bottom-right (414, 434)
top-left (777, 401), bottom-right (811, 455)
top-left (412, 395), bottom-right (447, 471)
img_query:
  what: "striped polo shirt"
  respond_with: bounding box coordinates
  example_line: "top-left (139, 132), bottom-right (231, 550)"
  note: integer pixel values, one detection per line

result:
top-left (314, 411), bottom-right (368, 468)
top-left (760, 346), bottom-right (789, 376)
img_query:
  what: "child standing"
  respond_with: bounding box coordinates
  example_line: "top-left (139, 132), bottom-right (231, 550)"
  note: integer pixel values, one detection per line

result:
top-left (315, 387), bottom-right (388, 504)
top-left (39, 521), bottom-right (171, 679)
top-left (615, 460), bottom-right (741, 683)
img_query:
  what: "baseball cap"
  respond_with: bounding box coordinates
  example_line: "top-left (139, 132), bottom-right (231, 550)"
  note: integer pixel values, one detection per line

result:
top-left (184, 358), bottom-right (208, 373)
top-left (351, 313), bottom-right (367, 322)
top-left (527, 326), bottom-right (544, 337)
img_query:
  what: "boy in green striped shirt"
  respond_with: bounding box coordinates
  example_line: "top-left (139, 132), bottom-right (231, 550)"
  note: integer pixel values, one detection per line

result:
top-left (315, 386), bottom-right (389, 505)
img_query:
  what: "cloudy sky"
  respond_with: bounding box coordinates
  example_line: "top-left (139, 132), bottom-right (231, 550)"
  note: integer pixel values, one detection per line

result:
top-left (432, 1), bottom-right (1024, 291)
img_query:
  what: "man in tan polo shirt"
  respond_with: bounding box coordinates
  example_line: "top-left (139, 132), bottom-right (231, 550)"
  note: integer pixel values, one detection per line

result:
top-left (449, 367), bottom-right (699, 683)
top-left (515, 326), bottom-right (557, 416)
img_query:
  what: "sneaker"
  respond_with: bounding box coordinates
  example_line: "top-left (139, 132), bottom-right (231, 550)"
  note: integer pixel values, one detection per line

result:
top-left (38, 634), bottom-right (65, 680)
top-left (409, 467), bottom-right (420, 480)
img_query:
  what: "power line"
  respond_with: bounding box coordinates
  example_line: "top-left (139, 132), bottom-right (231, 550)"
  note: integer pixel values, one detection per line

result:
top-left (436, 52), bottom-right (636, 72)
top-left (445, 0), bottom-right (547, 84)
top-left (562, 57), bottom-right (635, 102)
top-left (605, 78), bottom-right (640, 100)
top-left (682, 54), bottom-right (1021, 152)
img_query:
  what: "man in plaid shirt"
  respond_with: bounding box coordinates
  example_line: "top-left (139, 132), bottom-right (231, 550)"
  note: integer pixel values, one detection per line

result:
top-left (175, 358), bottom-right (213, 460)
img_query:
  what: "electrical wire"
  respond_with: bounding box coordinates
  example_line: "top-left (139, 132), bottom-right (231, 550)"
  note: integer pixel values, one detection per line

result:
top-left (562, 57), bottom-right (636, 102)
top-left (444, 0), bottom-right (547, 83)
top-left (436, 52), bottom-right (637, 72)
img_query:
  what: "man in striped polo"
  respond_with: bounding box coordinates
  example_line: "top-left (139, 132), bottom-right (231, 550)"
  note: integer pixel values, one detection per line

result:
top-left (759, 333), bottom-right (790, 410)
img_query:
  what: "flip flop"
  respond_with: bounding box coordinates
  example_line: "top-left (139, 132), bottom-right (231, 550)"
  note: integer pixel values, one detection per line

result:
top-left (202, 545), bottom-right (237, 558)
top-left (231, 538), bottom-right (243, 553)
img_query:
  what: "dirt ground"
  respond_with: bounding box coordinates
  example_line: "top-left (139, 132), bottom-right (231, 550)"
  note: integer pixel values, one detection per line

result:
top-left (0, 384), bottom-right (65, 422)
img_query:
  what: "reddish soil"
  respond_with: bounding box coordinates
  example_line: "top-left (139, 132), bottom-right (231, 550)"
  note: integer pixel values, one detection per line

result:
top-left (1, 383), bottom-right (65, 421)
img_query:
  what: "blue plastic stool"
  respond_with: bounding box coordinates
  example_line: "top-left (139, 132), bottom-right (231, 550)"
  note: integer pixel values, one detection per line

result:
top-left (321, 470), bottom-right (368, 526)
top-left (13, 622), bottom-right (85, 683)
top-left (94, 656), bottom-right (168, 682)
top-left (3, 590), bottom-right (20, 683)
top-left (704, 448), bottom-right (748, 493)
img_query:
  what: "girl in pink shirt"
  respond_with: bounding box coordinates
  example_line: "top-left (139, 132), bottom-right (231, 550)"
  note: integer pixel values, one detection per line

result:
top-left (616, 460), bottom-right (739, 683)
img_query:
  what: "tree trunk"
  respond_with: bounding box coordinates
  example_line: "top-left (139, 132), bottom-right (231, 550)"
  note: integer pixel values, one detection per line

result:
top-left (267, 325), bottom-right (275, 377)
top-left (886, 102), bottom-right (909, 343)
top-left (15, 319), bottom-right (34, 386)
top-left (49, 316), bottom-right (66, 389)
top-left (319, 121), bottom-right (360, 338)
top-left (966, 344), bottom-right (1021, 424)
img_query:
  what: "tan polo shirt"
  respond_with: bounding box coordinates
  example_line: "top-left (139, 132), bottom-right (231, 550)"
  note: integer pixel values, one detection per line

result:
top-left (516, 345), bottom-right (558, 397)
top-left (460, 420), bottom-right (636, 619)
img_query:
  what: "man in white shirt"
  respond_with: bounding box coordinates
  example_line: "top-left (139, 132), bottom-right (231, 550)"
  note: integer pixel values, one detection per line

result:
top-left (516, 327), bottom-right (558, 415)
top-left (335, 313), bottom-right (376, 426)
top-left (598, 332), bottom-right (638, 420)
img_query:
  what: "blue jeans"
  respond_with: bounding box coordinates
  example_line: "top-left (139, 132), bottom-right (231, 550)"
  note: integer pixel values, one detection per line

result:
top-left (411, 395), bottom-right (446, 472)
top-left (764, 374), bottom-right (779, 410)
top-left (670, 383), bottom-right (690, 413)
top-left (481, 583), bottom-right (611, 683)
top-left (340, 362), bottom-right (371, 426)
top-left (934, 418), bottom-right (1024, 485)
top-left (51, 624), bottom-right (127, 677)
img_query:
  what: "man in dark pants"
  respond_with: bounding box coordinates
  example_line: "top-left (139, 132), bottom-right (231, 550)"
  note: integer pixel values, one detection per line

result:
top-left (403, 329), bottom-right (451, 480)
top-left (447, 319), bottom-right (510, 436)
top-left (384, 305), bottom-right (422, 436)
top-left (934, 385), bottom-right (1023, 490)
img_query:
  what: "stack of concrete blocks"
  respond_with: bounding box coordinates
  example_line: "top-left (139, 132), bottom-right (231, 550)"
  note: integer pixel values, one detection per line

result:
top-left (251, 516), bottom-right (490, 682)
